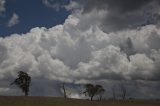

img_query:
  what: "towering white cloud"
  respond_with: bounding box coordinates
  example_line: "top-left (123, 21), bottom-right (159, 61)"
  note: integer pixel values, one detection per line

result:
top-left (0, 1), bottom-right (160, 99)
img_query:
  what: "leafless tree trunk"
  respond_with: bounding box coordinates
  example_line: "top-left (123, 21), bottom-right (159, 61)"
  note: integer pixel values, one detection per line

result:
top-left (91, 95), bottom-right (94, 101)
top-left (99, 94), bottom-right (103, 101)
top-left (121, 84), bottom-right (126, 100)
top-left (25, 91), bottom-right (28, 96)
top-left (112, 86), bottom-right (116, 100)
top-left (62, 83), bottom-right (67, 99)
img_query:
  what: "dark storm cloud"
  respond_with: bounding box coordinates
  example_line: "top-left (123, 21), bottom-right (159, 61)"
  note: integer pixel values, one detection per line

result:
top-left (82, 0), bottom-right (151, 13)
top-left (79, 0), bottom-right (160, 32)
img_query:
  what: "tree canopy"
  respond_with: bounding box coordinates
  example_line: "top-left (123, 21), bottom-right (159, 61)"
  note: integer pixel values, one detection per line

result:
top-left (11, 71), bottom-right (31, 96)
top-left (83, 84), bottom-right (105, 101)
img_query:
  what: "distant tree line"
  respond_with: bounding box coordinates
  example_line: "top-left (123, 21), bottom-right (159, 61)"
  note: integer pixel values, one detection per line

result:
top-left (11, 71), bottom-right (133, 101)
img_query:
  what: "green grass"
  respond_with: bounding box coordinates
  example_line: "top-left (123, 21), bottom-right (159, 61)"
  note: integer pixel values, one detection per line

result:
top-left (0, 96), bottom-right (160, 106)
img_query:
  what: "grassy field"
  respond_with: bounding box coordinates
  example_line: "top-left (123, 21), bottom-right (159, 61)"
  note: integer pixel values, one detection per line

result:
top-left (0, 96), bottom-right (160, 106)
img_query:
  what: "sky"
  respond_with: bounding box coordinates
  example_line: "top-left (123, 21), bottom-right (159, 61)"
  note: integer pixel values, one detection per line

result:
top-left (0, 0), bottom-right (70, 36)
top-left (0, 0), bottom-right (160, 99)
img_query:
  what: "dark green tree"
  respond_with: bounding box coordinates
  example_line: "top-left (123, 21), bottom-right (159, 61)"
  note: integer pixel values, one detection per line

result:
top-left (83, 84), bottom-right (105, 101)
top-left (11, 71), bottom-right (31, 96)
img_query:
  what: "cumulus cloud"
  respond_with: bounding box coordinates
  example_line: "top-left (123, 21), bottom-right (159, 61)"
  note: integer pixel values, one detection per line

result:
top-left (77, 0), bottom-right (160, 32)
top-left (80, 0), bottom-right (151, 13)
top-left (0, 0), bottom-right (160, 99)
top-left (64, 0), bottom-right (80, 11)
top-left (43, 0), bottom-right (61, 11)
top-left (0, 1), bottom-right (19, 26)
top-left (42, 0), bottom-right (70, 11)
top-left (0, 0), bottom-right (5, 14)
top-left (42, 0), bottom-right (79, 12)
top-left (7, 13), bottom-right (20, 27)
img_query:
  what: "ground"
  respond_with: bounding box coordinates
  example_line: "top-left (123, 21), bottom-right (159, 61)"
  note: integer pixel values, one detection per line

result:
top-left (0, 96), bottom-right (160, 106)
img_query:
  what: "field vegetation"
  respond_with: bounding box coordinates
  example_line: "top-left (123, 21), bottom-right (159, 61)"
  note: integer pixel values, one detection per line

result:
top-left (0, 96), bottom-right (160, 106)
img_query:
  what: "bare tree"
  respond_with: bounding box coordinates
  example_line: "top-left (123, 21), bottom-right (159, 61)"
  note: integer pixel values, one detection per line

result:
top-left (120, 84), bottom-right (127, 100)
top-left (11, 71), bottom-right (31, 96)
top-left (62, 82), bottom-right (67, 99)
top-left (112, 85), bottom-right (116, 100)
top-left (97, 86), bottom-right (105, 101)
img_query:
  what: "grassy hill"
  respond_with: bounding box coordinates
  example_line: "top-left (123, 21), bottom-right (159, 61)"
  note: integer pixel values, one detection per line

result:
top-left (0, 96), bottom-right (160, 106)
